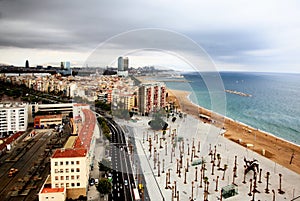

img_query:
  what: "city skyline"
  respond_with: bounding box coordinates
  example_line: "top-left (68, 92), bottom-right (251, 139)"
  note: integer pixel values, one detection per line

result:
top-left (0, 0), bottom-right (300, 72)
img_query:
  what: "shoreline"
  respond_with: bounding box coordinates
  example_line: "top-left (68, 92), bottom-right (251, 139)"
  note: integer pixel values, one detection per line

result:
top-left (167, 88), bottom-right (300, 174)
top-left (186, 90), bottom-right (300, 149)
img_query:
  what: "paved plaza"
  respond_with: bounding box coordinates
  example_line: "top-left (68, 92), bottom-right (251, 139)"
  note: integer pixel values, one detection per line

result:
top-left (118, 114), bottom-right (300, 201)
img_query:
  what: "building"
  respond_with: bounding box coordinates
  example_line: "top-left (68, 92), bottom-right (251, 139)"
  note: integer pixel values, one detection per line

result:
top-left (118, 57), bottom-right (124, 71)
top-left (25, 60), bottom-right (29, 68)
top-left (123, 57), bottom-right (129, 71)
top-left (0, 103), bottom-right (28, 137)
top-left (39, 104), bottom-right (99, 200)
top-left (138, 82), bottom-right (166, 115)
top-left (28, 103), bottom-right (73, 123)
top-left (34, 114), bottom-right (63, 129)
top-left (117, 56), bottom-right (129, 77)
top-left (112, 92), bottom-right (136, 111)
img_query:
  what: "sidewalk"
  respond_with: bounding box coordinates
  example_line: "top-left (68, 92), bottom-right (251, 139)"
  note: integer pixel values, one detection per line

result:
top-left (119, 114), bottom-right (300, 201)
top-left (87, 129), bottom-right (108, 201)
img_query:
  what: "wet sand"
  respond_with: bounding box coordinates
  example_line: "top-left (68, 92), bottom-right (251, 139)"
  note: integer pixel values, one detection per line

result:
top-left (167, 89), bottom-right (300, 174)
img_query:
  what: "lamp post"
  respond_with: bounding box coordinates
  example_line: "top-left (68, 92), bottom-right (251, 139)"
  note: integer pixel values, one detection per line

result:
top-left (195, 167), bottom-right (198, 182)
top-left (215, 176), bottom-right (219, 192)
top-left (184, 168), bottom-right (187, 184)
top-left (265, 172), bottom-right (270, 194)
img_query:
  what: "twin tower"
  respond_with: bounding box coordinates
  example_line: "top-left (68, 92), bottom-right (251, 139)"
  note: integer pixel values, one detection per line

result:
top-left (118, 56), bottom-right (129, 71)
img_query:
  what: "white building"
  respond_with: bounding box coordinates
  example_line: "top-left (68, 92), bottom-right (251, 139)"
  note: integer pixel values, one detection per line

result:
top-left (0, 102), bottom-right (28, 137)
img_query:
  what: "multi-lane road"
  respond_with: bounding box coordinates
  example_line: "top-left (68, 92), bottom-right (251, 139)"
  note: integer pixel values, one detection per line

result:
top-left (107, 119), bottom-right (137, 201)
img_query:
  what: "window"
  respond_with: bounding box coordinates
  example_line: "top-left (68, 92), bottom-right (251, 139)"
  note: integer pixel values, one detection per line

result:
top-left (60, 169), bottom-right (63, 173)
top-left (71, 183), bottom-right (75, 187)
top-left (71, 161), bottom-right (74, 165)
top-left (60, 176), bottom-right (64, 180)
top-left (71, 168), bottom-right (74, 173)
top-left (66, 161), bottom-right (69, 165)
top-left (55, 162), bottom-right (58, 166)
top-left (55, 184), bottom-right (59, 188)
top-left (77, 183), bottom-right (80, 186)
top-left (55, 169), bottom-right (59, 173)
top-left (60, 161), bottom-right (63, 165)
top-left (76, 168), bottom-right (80, 172)
top-left (66, 183), bottom-right (70, 187)
top-left (55, 176), bottom-right (58, 181)
top-left (66, 169), bottom-right (69, 173)
top-left (66, 176), bottom-right (69, 180)
top-left (76, 161), bottom-right (80, 165)
top-left (76, 175), bottom-right (80, 179)
top-left (71, 175), bottom-right (75, 180)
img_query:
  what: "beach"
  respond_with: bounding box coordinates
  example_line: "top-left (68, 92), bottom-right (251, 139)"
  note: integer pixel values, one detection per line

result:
top-left (168, 89), bottom-right (300, 175)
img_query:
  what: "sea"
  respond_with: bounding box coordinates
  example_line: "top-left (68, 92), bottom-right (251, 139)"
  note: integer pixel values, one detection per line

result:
top-left (161, 72), bottom-right (300, 145)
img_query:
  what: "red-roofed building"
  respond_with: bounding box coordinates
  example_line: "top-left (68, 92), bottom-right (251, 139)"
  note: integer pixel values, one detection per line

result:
top-left (0, 131), bottom-right (24, 156)
top-left (39, 104), bottom-right (99, 201)
top-left (39, 175), bottom-right (67, 201)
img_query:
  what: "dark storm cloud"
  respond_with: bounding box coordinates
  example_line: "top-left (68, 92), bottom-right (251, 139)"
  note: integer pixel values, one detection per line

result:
top-left (0, 0), bottom-right (265, 55)
top-left (0, 0), bottom-right (141, 50)
top-left (0, 0), bottom-right (299, 71)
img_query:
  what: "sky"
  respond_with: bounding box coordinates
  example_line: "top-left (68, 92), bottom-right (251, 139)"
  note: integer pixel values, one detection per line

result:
top-left (0, 0), bottom-right (300, 72)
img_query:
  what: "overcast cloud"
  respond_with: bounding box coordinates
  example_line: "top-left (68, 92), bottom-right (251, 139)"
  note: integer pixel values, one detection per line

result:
top-left (0, 0), bottom-right (299, 72)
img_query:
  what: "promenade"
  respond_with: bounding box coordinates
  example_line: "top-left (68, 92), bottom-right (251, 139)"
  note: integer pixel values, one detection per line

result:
top-left (118, 114), bottom-right (300, 201)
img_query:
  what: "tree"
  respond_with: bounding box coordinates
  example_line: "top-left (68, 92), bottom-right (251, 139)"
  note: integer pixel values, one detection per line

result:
top-left (97, 117), bottom-right (111, 140)
top-left (95, 100), bottom-right (111, 111)
top-left (217, 154), bottom-right (221, 168)
top-left (222, 164), bottom-right (228, 180)
top-left (97, 178), bottom-right (112, 194)
top-left (148, 109), bottom-right (168, 130)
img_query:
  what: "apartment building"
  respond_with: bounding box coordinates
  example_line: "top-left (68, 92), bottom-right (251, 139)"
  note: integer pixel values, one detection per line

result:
top-left (0, 102), bottom-right (28, 137)
top-left (138, 82), bottom-right (166, 115)
top-left (39, 104), bottom-right (98, 200)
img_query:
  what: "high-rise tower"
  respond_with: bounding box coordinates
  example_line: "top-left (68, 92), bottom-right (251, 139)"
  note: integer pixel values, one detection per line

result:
top-left (118, 57), bottom-right (124, 71)
top-left (25, 60), bottom-right (29, 68)
top-left (123, 57), bottom-right (129, 71)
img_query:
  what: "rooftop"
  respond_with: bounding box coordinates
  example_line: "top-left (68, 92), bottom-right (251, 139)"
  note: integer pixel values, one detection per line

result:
top-left (73, 109), bottom-right (95, 150)
top-left (41, 187), bottom-right (65, 193)
top-left (52, 148), bottom-right (87, 158)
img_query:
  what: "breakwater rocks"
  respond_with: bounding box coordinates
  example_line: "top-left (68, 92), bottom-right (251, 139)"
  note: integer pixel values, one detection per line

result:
top-left (225, 89), bottom-right (252, 97)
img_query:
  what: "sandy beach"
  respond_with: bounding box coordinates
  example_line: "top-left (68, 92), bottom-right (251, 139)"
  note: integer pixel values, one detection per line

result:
top-left (167, 89), bottom-right (300, 175)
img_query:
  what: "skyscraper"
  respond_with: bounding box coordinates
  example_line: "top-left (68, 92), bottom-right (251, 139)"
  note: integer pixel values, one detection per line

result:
top-left (117, 56), bottom-right (129, 76)
top-left (60, 62), bottom-right (64, 70)
top-left (25, 60), bottom-right (29, 68)
top-left (123, 57), bottom-right (129, 71)
top-left (118, 56), bottom-right (124, 71)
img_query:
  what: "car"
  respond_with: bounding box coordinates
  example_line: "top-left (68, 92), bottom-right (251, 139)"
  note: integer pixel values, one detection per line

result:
top-left (89, 178), bottom-right (95, 186)
top-left (95, 178), bottom-right (99, 185)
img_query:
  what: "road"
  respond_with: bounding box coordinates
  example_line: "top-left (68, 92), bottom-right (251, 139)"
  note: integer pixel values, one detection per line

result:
top-left (107, 120), bottom-right (136, 201)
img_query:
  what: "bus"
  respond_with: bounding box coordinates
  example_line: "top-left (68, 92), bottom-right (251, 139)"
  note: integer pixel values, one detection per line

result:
top-left (133, 188), bottom-right (141, 201)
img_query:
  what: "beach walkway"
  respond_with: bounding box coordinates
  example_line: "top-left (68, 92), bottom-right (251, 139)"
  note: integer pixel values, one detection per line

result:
top-left (117, 114), bottom-right (300, 201)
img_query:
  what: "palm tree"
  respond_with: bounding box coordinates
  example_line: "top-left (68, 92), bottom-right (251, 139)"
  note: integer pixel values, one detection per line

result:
top-left (217, 154), bottom-right (221, 168)
top-left (203, 177), bottom-right (209, 192)
top-left (222, 164), bottom-right (228, 180)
